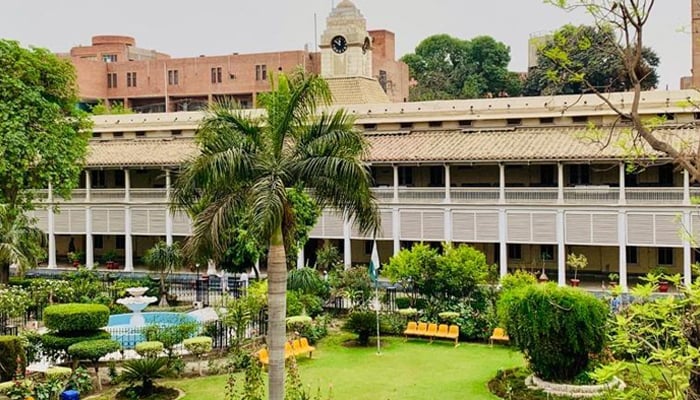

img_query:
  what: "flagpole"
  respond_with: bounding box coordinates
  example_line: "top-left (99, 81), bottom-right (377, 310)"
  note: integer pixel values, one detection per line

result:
top-left (375, 279), bottom-right (381, 355)
top-left (370, 239), bottom-right (381, 355)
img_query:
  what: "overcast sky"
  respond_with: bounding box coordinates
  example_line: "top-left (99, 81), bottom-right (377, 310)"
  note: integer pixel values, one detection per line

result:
top-left (0, 0), bottom-right (690, 89)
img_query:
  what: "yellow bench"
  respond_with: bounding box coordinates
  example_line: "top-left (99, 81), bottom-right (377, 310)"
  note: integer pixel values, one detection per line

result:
top-left (258, 338), bottom-right (316, 365)
top-left (404, 322), bottom-right (460, 346)
top-left (489, 328), bottom-right (509, 346)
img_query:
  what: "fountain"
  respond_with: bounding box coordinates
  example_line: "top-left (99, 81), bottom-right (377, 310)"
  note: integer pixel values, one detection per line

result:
top-left (116, 287), bottom-right (158, 327)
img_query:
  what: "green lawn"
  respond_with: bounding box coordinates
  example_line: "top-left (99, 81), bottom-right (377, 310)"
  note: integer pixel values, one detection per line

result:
top-left (170, 333), bottom-right (524, 400)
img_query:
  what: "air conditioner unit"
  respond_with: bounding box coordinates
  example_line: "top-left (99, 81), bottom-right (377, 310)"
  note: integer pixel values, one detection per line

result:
top-left (193, 301), bottom-right (203, 310)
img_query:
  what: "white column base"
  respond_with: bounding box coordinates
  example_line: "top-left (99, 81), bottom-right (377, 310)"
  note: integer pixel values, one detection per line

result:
top-left (207, 259), bottom-right (217, 275)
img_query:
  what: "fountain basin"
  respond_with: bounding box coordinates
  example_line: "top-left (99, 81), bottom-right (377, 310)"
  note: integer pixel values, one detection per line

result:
top-left (106, 312), bottom-right (199, 349)
top-left (126, 287), bottom-right (150, 297)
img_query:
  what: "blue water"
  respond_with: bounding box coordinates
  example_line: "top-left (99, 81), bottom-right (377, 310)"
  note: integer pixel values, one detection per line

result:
top-left (106, 312), bottom-right (199, 349)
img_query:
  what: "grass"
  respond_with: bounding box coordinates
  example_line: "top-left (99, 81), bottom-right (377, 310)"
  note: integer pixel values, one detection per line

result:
top-left (169, 333), bottom-right (524, 400)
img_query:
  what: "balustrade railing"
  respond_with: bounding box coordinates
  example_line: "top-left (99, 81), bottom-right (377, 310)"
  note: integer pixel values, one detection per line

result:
top-left (506, 188), bottom-right (559, 203)
top-left (626, 188), bottom-right (684, 204)
top-left (565, 187), bottom-right (619, 204)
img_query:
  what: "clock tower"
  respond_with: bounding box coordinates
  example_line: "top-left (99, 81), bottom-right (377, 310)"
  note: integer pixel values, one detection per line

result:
top-left (320, 0), bottom-right (373, 78)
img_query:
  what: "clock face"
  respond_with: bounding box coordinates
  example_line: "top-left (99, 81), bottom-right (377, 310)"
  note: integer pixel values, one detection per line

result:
top-left (331, 35), bottom-right (347, 54)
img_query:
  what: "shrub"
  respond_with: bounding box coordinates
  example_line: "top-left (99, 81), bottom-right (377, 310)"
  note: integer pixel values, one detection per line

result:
top-left (41, 330), bottom-right (112, 353)
top-left (0, 336), bottom-right (26, 382)
top-left (44, 303), bottom-right (110, 332)
top-left (182, 337), bottom-right (212, 355)
top-left (67, 339), bottom-right (121, 363)
top-left (438, 311), bottom-right (460, 323)
top-left (499, 283), bottom-right (608, 382)
top-left (120, 357), bottom-right (173, 397)
top-left (286, 315), bottom-right (312, 334)
top-left (344, 311), bottom-right (376, 346)
top-left (287, 268), bottom-right (329, 299)
top-left (499, 270), bottom-right (538, 292)
top-left (142, 321), bottom-right (198, 358)
top-left (134, 341), bottom-right (164, 358)
top-left (395, 297), bottom-right (411, 309)
top-left (286, 291), bottom-right (323, 317)
top-left (45, 366), bottom-right (72, 379)
top-left (379, 312), bottom-right (406, 335)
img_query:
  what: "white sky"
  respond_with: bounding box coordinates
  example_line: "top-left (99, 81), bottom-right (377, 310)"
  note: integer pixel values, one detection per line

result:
top-left (0, 0), bottom-right (690, 89)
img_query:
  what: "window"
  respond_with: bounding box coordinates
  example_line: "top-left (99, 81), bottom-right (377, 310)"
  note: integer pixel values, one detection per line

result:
top-left (568, 164), bottom-right (591, 185)
top-left (625, 172), bottom-right (639, 187)
top-left (540, 245), bottom-right (554, 261)
top-left (363, 123), bottom-right (377, 131)
top-left (506, 118), bottom-right (522, 126)
top-left (171, 130), bottom-right (182, 136)
top-left (126, 72), bottom-right (137, 87)
top-left (107, 73), bottom-right (117, 88)
top-left (168, 70), bottom-right (179, 85)
top-left (113, 132), bottom-right (124, 138)
top-left (540, 165), bottom-right (556, 187)
top-left (116, 236), bottom-right (126, 250)
top-left (658, 248), bottom-right (673, 265)
top-left (627, 246), bottom-right (638, 264)
top-left (102, 54), bottom-right (117, 63)
top-left (540, 117), bottom-right (554, 124)
top-left (93, 235), bottom-right (103, 249)
top-left (364, 241), bottom-right (372, 255)
top-left (398, 167), bottom-right (413, 186)
top-left (458, 120), bottom-right (473, 127)
top-left (508, 244), bottom-right (522, 260)
top-left (255, 64), bottom-right (267, 81)
top-left (428, 121), bottom-right (443, 128)
top-left (90, 170), bottom-right (106, 188)
top-left (572, 115), bottom-right (588, 124)
top-left (114, 171), bottom-right (125, 187)
top-left (211, 67), bottom-right (222, 83)
top-left (135, 131), bottom-right (146, 137)
top-left (429, 166), bottom-right (444, 187)
top-left (659, 164), bottom-right (674, 187)
top-left (400, 122), bottom-right (413, 129)
top-left (92, 132), bottom-right (102, 139)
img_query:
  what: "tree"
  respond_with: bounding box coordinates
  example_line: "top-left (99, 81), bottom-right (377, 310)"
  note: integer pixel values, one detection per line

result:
top-left (523, 24), bottom-right (659, 96)
top-left (172, 70), bottom-right (379, 400)
top-left (401, 34), bottom-right (522, 100)
top-left (0, 205), bottom-right (44, 283)
top-left (143, 241), bottom-right (183, 307)
top-left (0, 40), bottom-right (90, 283)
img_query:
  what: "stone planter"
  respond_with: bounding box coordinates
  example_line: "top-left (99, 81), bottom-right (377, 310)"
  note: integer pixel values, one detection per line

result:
top-left (526, 374), bottom-right (625, 398)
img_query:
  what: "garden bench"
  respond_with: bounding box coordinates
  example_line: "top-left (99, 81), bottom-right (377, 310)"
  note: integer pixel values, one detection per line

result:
top-left (489, 328), bottom-right (509, 346)
top-left (404, 322), bottom-right (460, 346)
top-left (257, 338), bottom-right (316, 365)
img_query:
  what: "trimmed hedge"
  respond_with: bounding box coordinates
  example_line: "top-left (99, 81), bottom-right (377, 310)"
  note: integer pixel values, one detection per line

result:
top-left (498, 283), bottom-right (608, 382)
top-left (44, 303), bottom-right (110, 332)
top-left (41, 330), bottom-right (111, 352)
top-left (0, 336), bottom-right (25, 382)
top-left (68, 339), bottom-right (121, 362)
top-left (183, 337), bottom-right (212, 356)
top-left (134, 341), bottom-right (164, 358)
top-left (45, 366), bottom-right (72, 379)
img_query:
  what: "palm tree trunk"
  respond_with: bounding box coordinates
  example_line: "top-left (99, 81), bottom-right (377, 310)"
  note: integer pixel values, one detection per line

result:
top-left (267, 225), bottom-right (287, 400)
top-left (0, 263), bottom-right (8, 284)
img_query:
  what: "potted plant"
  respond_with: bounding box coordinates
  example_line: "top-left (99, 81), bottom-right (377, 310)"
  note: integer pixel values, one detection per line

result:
top-left (566, 253), bottom-right (587, 287)
top-left (608, 272), bottom-right (619, 288)
top-left (101, 250), bottom-right (118, 269)
top-left (651, 266), bottom-right (670, 293)
top-left (67, 251), bottom-right (83, 268)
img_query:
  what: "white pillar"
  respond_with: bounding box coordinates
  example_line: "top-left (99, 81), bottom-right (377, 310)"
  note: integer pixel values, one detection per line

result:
top-left (557, 210), bottom-right (566, 286)
top-left (684, 211), bottom-right (692, 287)
top-left (684, 169), bottom-right (691, 206)
top-left (444, 164), bottom-right (451, 203)
top-left (47, 183), bottom-right (57, 269)
top-left (557, 162), bottom-right (564, 204)
top-left (618, 211), bottom-right (628, 292)
top-left (498, 209), bottom-right (507, 278)
top-left (85, 171), bottom-right (94, 269)
top-left (444, 208), bottom-right (452, 244)
top-left (296, 246), bottom-right (305, 269)
top-left (343, 218), bottom-right (352, 269)
top-left (207, 259), bottom-right (217, 275)
top-left (165, 170), bottom-right (173, 246)
top-left (619, 162), bottom-right (626, 204)
top-left (124, 169), bottom-right (134, 271)
top-left (393, 165), bottom-right (399, 203)
top-left (499, 163), bottom-right (506, 204)
top-left (392, 208), bottom-right (400, 256)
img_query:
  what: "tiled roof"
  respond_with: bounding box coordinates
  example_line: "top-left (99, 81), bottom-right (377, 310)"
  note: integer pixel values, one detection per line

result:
top-left (87, 139), bottom-right (198, 167)
top-left (86, 126), bottom-right (700, 167)
top-left (326, 77), bottom-right (390, 105)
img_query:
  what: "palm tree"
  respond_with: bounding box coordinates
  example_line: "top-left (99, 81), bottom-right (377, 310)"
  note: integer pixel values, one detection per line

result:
top-left (0, 204), bottom-right (44, 284)
top-left (143, 241), bottom-right (183, 306)
top-left (172, 70), bottom-right (379, 400)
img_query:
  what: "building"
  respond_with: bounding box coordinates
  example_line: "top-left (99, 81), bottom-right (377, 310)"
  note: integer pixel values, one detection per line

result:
top-left (64, 2), bottom-right (408, 111)
top-left (28, 1), bottom-right (700, 291)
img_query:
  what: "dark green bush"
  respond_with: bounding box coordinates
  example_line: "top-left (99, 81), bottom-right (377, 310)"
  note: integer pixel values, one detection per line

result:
top-left (287, 267), bottom-right (330, 299)
top-left (41, 330), bottom-right (112, 353)
top-left (379, 312), bottom-right (406, 336)
top-left (68, 339), bottom-right (121, 362)
top-left (44, 303), bottom-right (110, 332)
top-left (499, 283), bottom-right (608, 382)
top-left (343, 311), bottom-right (377, 346)
top-left (0, 336), bottom-right (26, 382)
top-left (394, 297), bottom-right (411, 309)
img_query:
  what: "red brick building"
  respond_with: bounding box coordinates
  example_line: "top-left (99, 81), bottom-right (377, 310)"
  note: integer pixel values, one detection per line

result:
top-left (65, 2), bottom-right (408, 112)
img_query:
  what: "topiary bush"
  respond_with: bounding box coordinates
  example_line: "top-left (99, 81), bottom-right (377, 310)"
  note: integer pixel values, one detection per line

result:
top-left (67, 339), bottom-right (121, 363)
top-left (44, 303), bottom-right (110, 332)
top-left (0, 335), bottom-right (26, 382)
top-left (134, 341), bottom-right (164, 358)
top-left (499, 283), bottom-right (608, 382)
top-left (41, 330), bottom-right (112, 354)
top-left (343, 311), bottom-right (376, 346)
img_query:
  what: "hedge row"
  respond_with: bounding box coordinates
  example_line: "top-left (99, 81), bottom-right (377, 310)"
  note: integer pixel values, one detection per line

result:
top-left (44, 303), bottom-right (110, 332)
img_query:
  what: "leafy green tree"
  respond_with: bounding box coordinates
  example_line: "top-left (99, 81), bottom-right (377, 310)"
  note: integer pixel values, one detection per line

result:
top-left (143, 241), bottom-right (183, 306)
top-left (401, 34), bottom-right (522, 100)
top-left (172, 70), bottom-right (379, 400)
top-left (0, 205), bottom-right (45, 283)
top-left (523, 24), bottom-right (659, 96)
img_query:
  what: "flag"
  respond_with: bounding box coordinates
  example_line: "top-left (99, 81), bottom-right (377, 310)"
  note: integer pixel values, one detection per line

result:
top-left (369, 240), bottom-right (380, 283)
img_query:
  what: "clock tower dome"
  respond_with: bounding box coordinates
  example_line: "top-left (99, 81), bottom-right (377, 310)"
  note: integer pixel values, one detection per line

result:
top-left (320, 0), bottom-right (373, 78)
